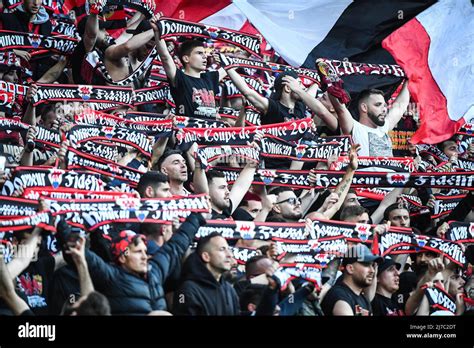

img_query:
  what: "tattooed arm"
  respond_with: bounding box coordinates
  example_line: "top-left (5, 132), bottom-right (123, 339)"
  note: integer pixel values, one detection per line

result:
top-left (316, 144), bottom-right (360, 218)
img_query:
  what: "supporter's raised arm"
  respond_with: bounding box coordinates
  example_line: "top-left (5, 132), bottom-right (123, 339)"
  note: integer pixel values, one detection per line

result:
top-left (150, 16), bottom-right (177, 86)
top-left (0, 252), bottom-right (30, 315)
top-left (328, 94), bottom-right (354, 135)
top-left (6, 226), bottom-right (42, 280)
top-left (149, 212), bottom-right (207, 280)
top-left (83, 0), bottom-right (107, 53)
top-left (223, 64), bottom-right (269, 113)
top-left (386, 81), bottom-right (410, 131)
top-left (115, 12), bottom-right (146, 45)
top-left (65, 236), bottom-right (94, 297)
top-left (229, 160), bottom-right (259, 214)
top-left (22, 84), bottom-right (38, 126)
top-left (105, 29), bottom-right (154, 62)
top-left (281, 75), bottom-right (338, 132)
top-left (370, 187), bottom-right (404, 224)
top-left (19, 126), bottom-right (36, 167)
top-left (405, 256), bottom-right (445, 315)
top-left (308, 144), bottom-right (360, 220)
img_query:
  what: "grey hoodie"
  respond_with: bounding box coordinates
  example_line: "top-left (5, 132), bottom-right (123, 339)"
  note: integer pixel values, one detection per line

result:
top-left (16, 3), bottom-right (49, 24)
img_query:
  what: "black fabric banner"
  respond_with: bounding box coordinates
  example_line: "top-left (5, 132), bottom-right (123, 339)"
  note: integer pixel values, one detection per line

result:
top-left (82, 195), bottom-right (211, 231)
top-left (32, 83), bottom-right (134, 107)
top-left (158, 18), bottom-right (261, 57)
top-left (125, 111), bottom-right (168, 122)
top-left (417, 144), bottom-right (474, 171)
top-left (1, 167), bottom-right (104, 196)
top-left (220, 55), bottom-right (321, 83)
top-left (77, 141), bottom-right (118, 161)
top-left (217, 167), bottom-right (474, 190)
top-left (273, 236), bottom-right (347, 258)
top-left (218, 106), bottom-right (262, 127)
top-left (107, 0), bottom-right (155, 18)
top-left (133, 85), bottom-right (172, 106)
top-left (0, 30), bottom-right (77, 55)
top-left (68, 125), bottom-right (153, 157)
top-left (273, 264), bottom-right (322, 290)
top-left (260, 137), bottom-right (344, 162)
top-left (431, 194), bottom-right (465, 219)
top-left (316, 58), bottom-right (405, 78)
top-left (0, 82), bottom-right (28, 109)
top-left (75, 109), bottom-right (173, 138)
top-left (174, 116), bottom-right (228, 129)
top-left (23, 188), bottom-right (135, 201)
top-left (35, 126), bottom-right (61, 148)
top-left (330, 156), bottom-right (415, 172)
top-left (177, 118), bottom-right (313, 146)
top-left (0, 212), bottom-right (54, 232)
top-left (0, 196), bottom-right (39, 216)
top-left (231, 246), bottom-right (260, 265)
top-left (375, 231), bottom-right (465, 266)
top-left (196, 220), bottom-right (309, 240)
top-left (444, 221), bottom-right (474, 244)
top-left (196, 145), bottom-right (260, 168)
top-left (424, 285), bottom-right (457, 315)
top-left (66, 148), bottom-right (144, 185)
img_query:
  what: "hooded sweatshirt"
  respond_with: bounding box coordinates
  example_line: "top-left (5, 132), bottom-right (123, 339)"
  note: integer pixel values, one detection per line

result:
top-left (173, 252), bottom-right (240, 316)
top-left (0, 4), bottom-right (51, 33)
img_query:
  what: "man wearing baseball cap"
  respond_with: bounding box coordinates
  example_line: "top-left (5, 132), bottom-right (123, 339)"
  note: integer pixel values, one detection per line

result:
top-left (321, 244), bottom-right (382, 316)
top-left (371, 256), bottom-right (404, 316)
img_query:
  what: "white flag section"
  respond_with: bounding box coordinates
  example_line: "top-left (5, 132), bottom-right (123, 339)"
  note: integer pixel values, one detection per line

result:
top-left (417, 0), bottom-right (474, 123)
top-left (201, 3), bottom-right (248, 30)
top-left (230, 0), bottom-right (352, 66)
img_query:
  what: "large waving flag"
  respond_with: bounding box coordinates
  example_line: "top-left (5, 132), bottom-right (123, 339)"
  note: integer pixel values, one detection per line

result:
top-left (230, 0), bottom-right (435, 99)
top-left (383, 0), bottom-right (474, 144)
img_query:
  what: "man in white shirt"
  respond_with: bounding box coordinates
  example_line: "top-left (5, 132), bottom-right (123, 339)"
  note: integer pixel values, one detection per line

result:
top-left (330, 82), bottom-right (410, 157)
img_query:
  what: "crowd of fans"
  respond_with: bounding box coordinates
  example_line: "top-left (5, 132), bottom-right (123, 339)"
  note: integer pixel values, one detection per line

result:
top-left (0, 0), bottom-right (473, 317)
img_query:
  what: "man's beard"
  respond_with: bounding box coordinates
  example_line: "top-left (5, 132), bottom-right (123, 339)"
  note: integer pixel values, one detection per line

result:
top-left (283, 211), bottom-right (302, 221)
top-left (368, 110), bottom-right (386, 127)
top-left (413, 264), bottom-right (428, 278)
top-left (354, 273), bottom-right (373, 288)
top-left (216, 198), bottom-right (231, 212)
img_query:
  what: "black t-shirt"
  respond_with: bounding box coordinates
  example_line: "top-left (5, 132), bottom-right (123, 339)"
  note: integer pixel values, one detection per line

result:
top-left (170, 69), bottom-right (219, 119)
top-left (371, 293), bottom-right (404, 316)
top-left (262, 99), bottom-right (306, 169)
top-left (211, 201), bottom-right (233, 220)
top-left (261, 99), bottom-right (305, 125)
top-left (321, 280), bottom-right (372, 316)
top-left (15, 256), bottom-right (55, 315)
top-left (231, 207), bottom-right (254, 221)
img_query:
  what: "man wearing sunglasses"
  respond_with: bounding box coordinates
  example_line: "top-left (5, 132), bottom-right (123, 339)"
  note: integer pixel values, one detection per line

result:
top-left (268, 187), bottom-right (303, 222)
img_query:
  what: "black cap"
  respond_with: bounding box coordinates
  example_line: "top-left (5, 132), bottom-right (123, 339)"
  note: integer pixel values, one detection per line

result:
top-left (342, 244), bottom-right (383, 266)
top-left (378, 256), bottom-right (401, 274)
